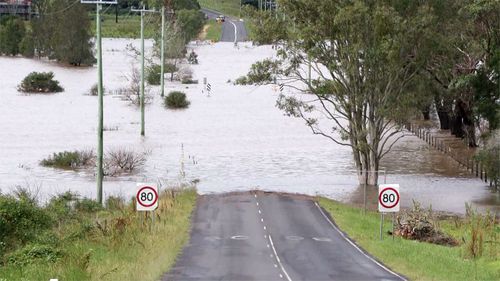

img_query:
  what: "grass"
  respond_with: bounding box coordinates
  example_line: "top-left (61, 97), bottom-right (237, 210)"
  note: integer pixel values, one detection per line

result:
top-left (203, 19), bottom-right (223, 42)
top-left (0, 189), bottom-right (197, 281)
top-left (198, 0), bottom-right (242, 18)
top-left (90, 14), bottom-right (160, 39)
top-left (318, 197), bottom-right (500, 281)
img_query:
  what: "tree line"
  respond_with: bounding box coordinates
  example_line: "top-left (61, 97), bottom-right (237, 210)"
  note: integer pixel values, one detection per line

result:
top-left (0, 0), bottom-right (205, 66)
top-left (242, 0), bottom-right (499, 185)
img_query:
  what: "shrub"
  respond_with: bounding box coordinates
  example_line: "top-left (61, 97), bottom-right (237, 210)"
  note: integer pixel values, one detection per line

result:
top-left (187, 50), bottom-right (198, 64)
top-left (46, 191), bottom-right (80, 222)
top-left (89, 83), bottom-right (105, 96)
top-left (6, 243), bottom-right (63, 266)
top-left (116, 66), bottom-right (153, 106)
top-left (40, 150), bottom-right (94, 168)
top-left (75, 198), bottom-right (102, 213)
top-left (103, 148), bottom-right (147, 176)
top-left (234, 76), bottom-right (249, 85)
top-left (395, 201), bottom-right (458, 246)
top-left (181, 78), bottom-right (198, 84)
top-left (106, 196), bottom-right (125, 211)
top-left (18, 71), bottom-right (64, 93)
top-left (0, 195), bottom-right (53, 250)
top-left (146, 63), bottom-right (162, 85)
top-left (164, 91), bottom-right (190, 109)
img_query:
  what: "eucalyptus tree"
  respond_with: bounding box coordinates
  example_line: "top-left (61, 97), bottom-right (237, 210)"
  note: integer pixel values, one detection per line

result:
top-left (255, 0), bottom-right (435, 185)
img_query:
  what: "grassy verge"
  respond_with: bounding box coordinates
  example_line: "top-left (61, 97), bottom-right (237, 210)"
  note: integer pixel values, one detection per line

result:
top-left (318, 198), bottom-right (500, 281)
top-left (90, 14), bottom-right (159, 39)
top-left (202, 19), bottom-right (223, 42)
top-left (198, 0), bottom-right (241, 18)
top-left (0, 188), bottom-right (197, 281)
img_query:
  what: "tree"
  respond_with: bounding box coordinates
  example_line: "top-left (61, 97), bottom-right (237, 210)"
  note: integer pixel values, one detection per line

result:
top-left (250, 0), bottom-right (435, 185)
top-left (176, 9), bottom-right (205, 43)
top-left (32, 0), bottom-right (95, 65)
top-left (0, 17), bottom-right (26, 56)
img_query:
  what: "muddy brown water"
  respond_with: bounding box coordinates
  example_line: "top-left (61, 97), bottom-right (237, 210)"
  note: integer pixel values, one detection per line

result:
top-left (0, 39), bottom-right (498, 216)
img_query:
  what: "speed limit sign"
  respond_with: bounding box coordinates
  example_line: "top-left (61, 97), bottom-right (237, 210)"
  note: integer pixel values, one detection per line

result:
top-left (136, 183), bottom-right (159, 211)
top-left (378, 184), bottom-right (400, 212)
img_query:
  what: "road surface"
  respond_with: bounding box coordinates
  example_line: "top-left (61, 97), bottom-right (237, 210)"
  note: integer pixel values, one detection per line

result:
top-left (163, 192), bottom-right (405, 281)
top-left (202, 8), bottom-right (248, 42)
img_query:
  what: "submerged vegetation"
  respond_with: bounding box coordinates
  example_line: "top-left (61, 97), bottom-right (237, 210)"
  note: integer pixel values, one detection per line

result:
top-left (40, 148), bottom-right (147, 176)
top-left (18, 72), bottom-right (64, 93)
top-left (319, 198), bottom-right (499, 281)
top-left (0, 187), bottom-right (197, 281)
top-left (164, 91), bottom-right (190, 109)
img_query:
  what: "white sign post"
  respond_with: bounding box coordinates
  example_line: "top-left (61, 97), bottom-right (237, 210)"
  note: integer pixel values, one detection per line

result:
top-left (378, 184), bottom-right (400, 240)
top-left (136, 183), bottom-right (159, 211)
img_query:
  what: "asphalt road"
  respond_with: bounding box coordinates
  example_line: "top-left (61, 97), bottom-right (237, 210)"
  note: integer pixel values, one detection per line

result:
top-left (163, 192), bottom-right (405, 281)
top-left (202, 8), bottom-right (248, 42)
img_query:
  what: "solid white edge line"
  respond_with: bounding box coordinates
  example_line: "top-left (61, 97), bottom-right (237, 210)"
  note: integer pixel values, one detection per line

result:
top-left (229, 20), bottom-right (238, 43)
top-left (268, 235), bottom-right (292, 281)
top-left (314, 202), bottom-right (407, 281)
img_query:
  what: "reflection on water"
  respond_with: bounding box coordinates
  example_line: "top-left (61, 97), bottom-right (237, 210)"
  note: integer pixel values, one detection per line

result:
top-left (0, 39), bottom-right (498, 216)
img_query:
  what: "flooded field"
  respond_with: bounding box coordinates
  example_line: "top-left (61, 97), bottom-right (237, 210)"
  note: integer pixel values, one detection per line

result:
top-left (0, 39), bottom-right (498, 215)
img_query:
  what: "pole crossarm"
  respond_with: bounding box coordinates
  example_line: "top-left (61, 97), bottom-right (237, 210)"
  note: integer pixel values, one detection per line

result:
top-left (80, 0), bottom-right (117, 4)
top-left (130, 5), bottom-right (157, 13)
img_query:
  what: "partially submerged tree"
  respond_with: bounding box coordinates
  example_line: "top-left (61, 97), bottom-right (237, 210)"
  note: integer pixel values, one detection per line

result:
top-left (246, 0), bottom-right (436, 185)
top-left (31, 0), bottom-right (95, 65)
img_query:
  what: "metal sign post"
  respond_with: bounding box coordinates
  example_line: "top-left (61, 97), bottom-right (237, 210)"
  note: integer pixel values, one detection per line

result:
top-left (378, 184), bottom-right (400, 240)
top-left (80, 0), bottom-right (117, 205)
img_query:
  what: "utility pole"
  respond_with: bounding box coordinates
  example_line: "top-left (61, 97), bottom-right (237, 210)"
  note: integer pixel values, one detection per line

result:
top-left (160, 6), bottom-right (165, 97)
top-left (131, 4), bottom-right (156, 137)
top-left (80, 0), bottom-right (118, 205)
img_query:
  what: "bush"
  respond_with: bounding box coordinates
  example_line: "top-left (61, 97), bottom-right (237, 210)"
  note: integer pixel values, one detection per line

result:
top-left (164, 91), bottom-right (190, 109)
top-left (6, 243), bottom-right (63, 266)
top-left (103, 148), bottom-right (147, 176)
top-left (187, 50), bottom-right (198, 64)
top-left (146, 63), bottom-right (162, 85)
top-left (89, 83), bottom-right (105, 96)
top-left (181, 78), bottom-right (198, 84)
top-left (106, 196), bottom-right (125, 211)
top-left (75, 198), bottom-right (102, 213)
top-left (234, 76), bottom-right (249, 85)
top-left (0, 195), bottom-right (53, 250)
top-left (395, 201), bottom-right (458, 246)
top-left (40, 150), bottom-right (94, 168)
top-left (18, 71), bottom-right (64, 93)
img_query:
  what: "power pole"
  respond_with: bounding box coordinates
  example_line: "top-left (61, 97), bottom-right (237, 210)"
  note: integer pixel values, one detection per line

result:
top-left (80, 0), bottom-right (118, 205)
top-left (160, 6), bottom-right (165, 97)
top-left (131, 4), bottom-right (156, 137)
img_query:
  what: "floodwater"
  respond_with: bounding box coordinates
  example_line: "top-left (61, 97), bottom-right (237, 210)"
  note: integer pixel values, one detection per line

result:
top-left (0, 39), bottom-right (498, 216)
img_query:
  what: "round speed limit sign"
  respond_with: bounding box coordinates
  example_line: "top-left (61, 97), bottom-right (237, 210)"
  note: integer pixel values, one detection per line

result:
top-left (136, 183), bottom-right (158, 211)
top-left (378, 184), bottom-right (400, 212)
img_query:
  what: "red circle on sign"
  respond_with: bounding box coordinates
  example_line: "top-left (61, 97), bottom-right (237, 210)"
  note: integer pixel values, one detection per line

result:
top-left (136, 186), bottom-right (158, 207)
top-left (378, 187), bottom-right (400, 209)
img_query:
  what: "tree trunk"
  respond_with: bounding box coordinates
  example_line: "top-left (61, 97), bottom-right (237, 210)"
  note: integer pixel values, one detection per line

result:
top-left (421, 105), bottom-right (431, 120)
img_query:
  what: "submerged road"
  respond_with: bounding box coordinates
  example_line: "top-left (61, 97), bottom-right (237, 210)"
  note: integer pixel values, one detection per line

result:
top-left (202, 8), bottom-right (248, 42)
top-left (163, 192), bottom-right (405, 281)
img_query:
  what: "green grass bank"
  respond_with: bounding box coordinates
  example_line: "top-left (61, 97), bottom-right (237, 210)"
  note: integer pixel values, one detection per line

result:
top-left (0, 188), bottom-right (197, 281)
top-left (318, 198), bottom-right (500, 281)
top-left (90, 14), bottom-right (159, 39)
top-left (202, 19), bottom-right (223, 42)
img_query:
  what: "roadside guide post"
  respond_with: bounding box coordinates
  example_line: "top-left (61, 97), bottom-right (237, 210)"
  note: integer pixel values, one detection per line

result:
top-left (136, 183), bottom-right (159, 229)
top-left (378, 184), bottom-right (400, 240)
